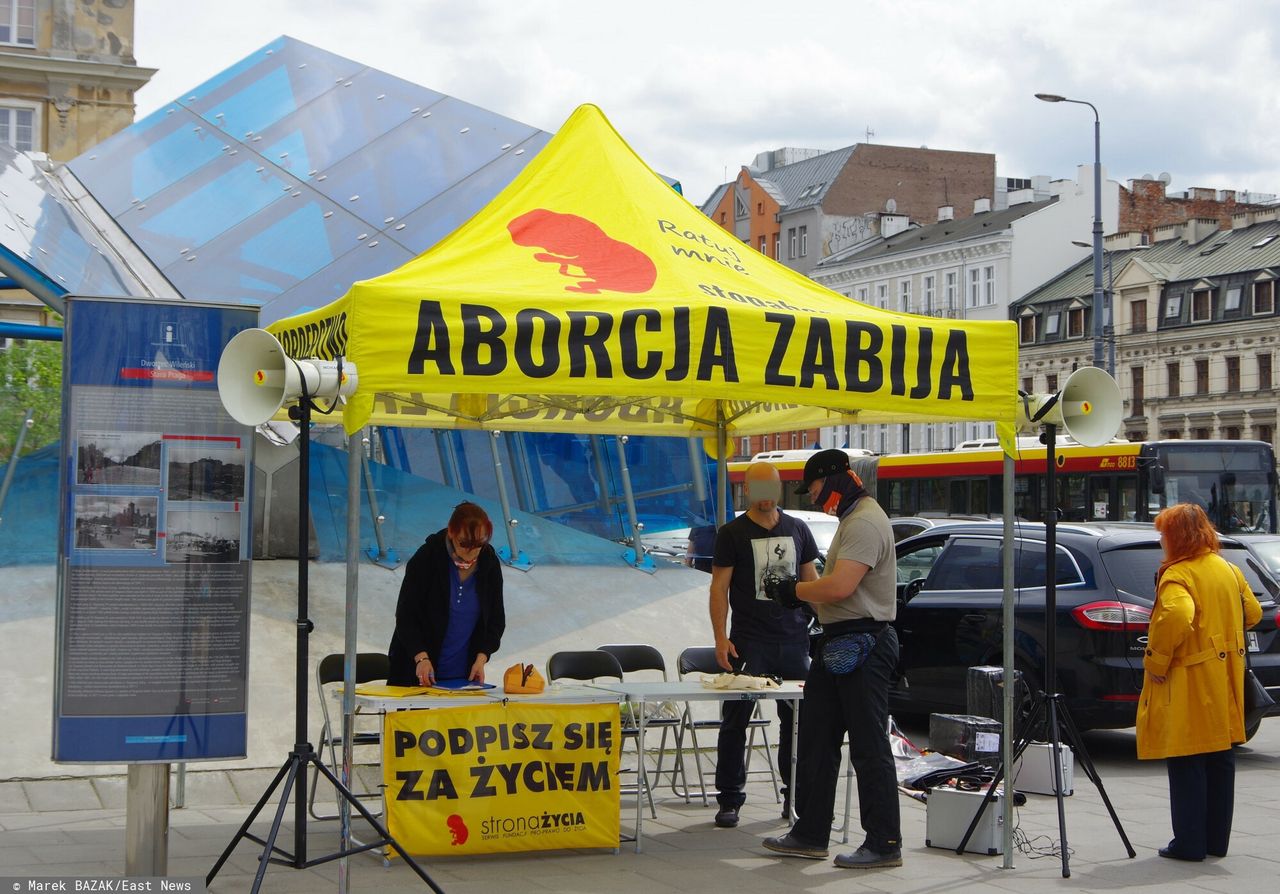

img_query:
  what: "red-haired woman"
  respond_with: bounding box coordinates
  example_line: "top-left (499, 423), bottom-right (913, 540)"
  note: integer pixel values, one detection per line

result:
top-left (1137, 502), bottom-right (1262, 861)
top-left (388, 502), bottom-right (505, 686)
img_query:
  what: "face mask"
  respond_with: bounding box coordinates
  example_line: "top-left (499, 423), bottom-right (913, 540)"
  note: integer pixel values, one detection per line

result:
top-left (452, 556), bottom-right (477, 571)
top-left (745, 480), bottom-right (782, 505)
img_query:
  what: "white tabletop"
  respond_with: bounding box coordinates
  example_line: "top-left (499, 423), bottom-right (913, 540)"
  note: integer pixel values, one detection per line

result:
top-left (585, 679), bottom-right (805, 702)
top-left (353, 683), bottom-right (621, 712)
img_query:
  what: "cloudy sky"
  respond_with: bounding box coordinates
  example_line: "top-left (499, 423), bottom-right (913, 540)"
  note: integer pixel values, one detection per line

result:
top-left (136, 0), bottom-right (1280, 208)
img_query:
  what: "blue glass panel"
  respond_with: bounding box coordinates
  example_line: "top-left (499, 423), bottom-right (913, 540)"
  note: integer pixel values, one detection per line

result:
top-left (394, 131), bottom-right (550, 253)
top-left (159, 194), bottom-right (370, 304)
top-left (256, 68), bottom-right (446, 179)
top-left (184, 37), bottom-right (364, 138)
top-left (311, 97), bottom-right (540, 225)
top-left (260, 237), bottom-right (414, 324)
top-left (68, 105), bottom-right (229, 216)
top-left (0, 144), bottom-right (143, 297)
top-left (115, 158), bottom-right (296, 268)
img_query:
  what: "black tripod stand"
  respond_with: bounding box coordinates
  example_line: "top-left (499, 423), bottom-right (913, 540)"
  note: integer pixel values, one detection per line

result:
top-left (957, 421), bottom-right (1136, 877)
top-left (207, 398), bottom-right (442, 893)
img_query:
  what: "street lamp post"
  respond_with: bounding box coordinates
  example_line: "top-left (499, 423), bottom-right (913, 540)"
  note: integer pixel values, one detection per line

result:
top-left (1038, 93), bottom-right (1105, 371)
top-left (1072, 239), bottom-right (1117, 375)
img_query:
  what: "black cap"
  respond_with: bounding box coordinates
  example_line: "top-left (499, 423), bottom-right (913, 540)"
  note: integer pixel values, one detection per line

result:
top-left (795, 448), bottom-right (851, 494)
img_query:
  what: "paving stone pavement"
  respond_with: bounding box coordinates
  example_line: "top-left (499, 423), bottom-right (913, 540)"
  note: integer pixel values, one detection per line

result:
top-left (2, 721), bottom-right (1279, 893)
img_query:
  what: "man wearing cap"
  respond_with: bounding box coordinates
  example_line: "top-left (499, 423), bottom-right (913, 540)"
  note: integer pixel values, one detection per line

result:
top-left (762, 448), bottom-right (902, 869)
top-left (707, 461), bottom-right (819, 829)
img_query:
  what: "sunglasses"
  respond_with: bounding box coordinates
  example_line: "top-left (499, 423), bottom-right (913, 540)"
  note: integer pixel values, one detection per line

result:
top-left (453, 538), bottom-right (489, 550)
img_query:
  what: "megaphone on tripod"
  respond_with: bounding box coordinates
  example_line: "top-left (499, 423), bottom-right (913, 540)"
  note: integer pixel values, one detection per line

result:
top-left (216, 328), bottom-right (358, 426)
top-left (1015, 366), bottom-right (1121, 447)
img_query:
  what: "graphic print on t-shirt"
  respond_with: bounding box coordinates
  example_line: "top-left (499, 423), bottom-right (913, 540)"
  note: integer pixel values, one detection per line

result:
top-left (751, 536), bottom-right (798, 601)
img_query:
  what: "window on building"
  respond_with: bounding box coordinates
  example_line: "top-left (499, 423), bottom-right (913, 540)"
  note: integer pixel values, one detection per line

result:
top-left (1046, 374), bottom-right (1058, 392)
top-left (773, 233), bottom-right (780, 259)
top-left (983, 266), bottom-right (995, 305)
top-left (1167, 361), bottom-right (1180, 398)
top-left (899, 280), bottom-right (911, 312)
top-left (1255, 280), bottom-right (1275, 314)
top-left (1258, 424), bottom-right (1274, 446)
top-left (968, 268), bottom-right (981, 307)
top-left (1164, 429), bottom-right (1182, 440)
top-left (1022, 377), bottom-right (1034, 393)
top-left (1131, 365), bottom-right (1144, 417)
top-left (0, 105), bottom-right (34, 152)
top-left (856, 286), bottom-right (869, 303)
top-left (923, 275), bottom-right (936, 313)
top-left (799, 225), bottom-right (808, 257)
top-left (1018, 314), bottom-right (1035, 345)
top-left (1045, 312), bottom-right (1060, 336)
top-left (1067, 306), bottom-right (1085, 338)
top-left (1129, 299), bottom-right (1146, 333)
top-left (1193, 427), bottom-right (1211, 440)
top-left (788, 228), bottom-right (796, 259)
top-left (1126, 429), bottom-right (1148, 441)
top-left (1225, 426), bottom-right (1241, 441)
top-left (757, 201), bottom-right (764, 215)
top-left (1195, 357), bottom-right (1209, 394)
top-left (1225, 286), bottom-right (1242, 311)
top-left (945, 271), bottom-right (957, 310)
top-left (1192, 289), bottom-right (1212, 322)
top-left (1259, 353), bottom-right (1272, 390)
top-left (1165, 295), bottom-right (1182, 319)
top-left (1226, 355), bottom-right (1240, 392)
top-left (0, 1), bottom-right (34, 46)
top-left (720, 211), bottom-right (726, 224)
top-left (734, 194), bottom-right (749, 219)
top-left (876, 283), bottom-right (888, 309)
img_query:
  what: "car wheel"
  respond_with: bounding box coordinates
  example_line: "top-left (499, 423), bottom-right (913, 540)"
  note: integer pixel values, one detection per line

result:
top-left (1013, 659), bottom-right (1046, 742)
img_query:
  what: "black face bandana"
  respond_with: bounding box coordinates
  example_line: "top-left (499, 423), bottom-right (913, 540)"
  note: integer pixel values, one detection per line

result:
top-left (815, 470), bottom-right (870, 517)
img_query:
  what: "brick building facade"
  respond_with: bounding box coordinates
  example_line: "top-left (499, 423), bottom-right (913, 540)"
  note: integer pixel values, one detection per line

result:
top-left (1119, 177), bottom-right (1274, 240)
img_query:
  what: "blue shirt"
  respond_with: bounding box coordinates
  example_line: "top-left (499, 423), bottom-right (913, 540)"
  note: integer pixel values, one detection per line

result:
top-left (436, 563), bottom-right (481, 681)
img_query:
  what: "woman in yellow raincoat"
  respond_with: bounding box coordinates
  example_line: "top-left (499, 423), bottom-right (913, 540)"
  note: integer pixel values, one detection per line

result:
top-left (1136, 503), bottom-right (1262, 861)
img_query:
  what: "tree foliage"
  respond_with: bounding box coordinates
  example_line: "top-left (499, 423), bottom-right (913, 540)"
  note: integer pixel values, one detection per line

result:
top-left (0, 338), bottom-right (62, 462)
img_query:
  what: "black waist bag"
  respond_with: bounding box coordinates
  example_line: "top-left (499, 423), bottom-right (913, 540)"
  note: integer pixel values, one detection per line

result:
top-left (820, 630), bottom-right (881, 674)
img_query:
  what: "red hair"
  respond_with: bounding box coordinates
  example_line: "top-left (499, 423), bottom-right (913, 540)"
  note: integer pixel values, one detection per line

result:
top-left (1153, 502), bottom-right (1219, 566)
top-left (447, 502), bottom-right (493, 549)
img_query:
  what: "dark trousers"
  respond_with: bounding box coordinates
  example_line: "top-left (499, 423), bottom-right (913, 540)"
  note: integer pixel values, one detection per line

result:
top-left (1166, 749), bottom-right (1235, 859)
top-left (714, 636), bottom-right (810, 809)
top-left (790, 626), bottom-right (901, 852)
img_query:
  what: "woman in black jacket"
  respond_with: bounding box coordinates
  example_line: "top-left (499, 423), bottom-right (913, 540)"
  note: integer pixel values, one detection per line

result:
top-left (387, 502), bottom-right (505, 686)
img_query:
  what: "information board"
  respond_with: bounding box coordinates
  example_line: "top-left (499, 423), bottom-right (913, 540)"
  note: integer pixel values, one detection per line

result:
top-left (53, 297), bottom-right (257, 762)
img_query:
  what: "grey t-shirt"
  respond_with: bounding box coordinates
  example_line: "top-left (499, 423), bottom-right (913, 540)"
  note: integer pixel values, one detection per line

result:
top-left (814, 497), bottom-right (897, 625)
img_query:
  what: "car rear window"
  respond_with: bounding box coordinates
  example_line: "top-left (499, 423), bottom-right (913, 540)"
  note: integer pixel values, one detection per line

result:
top-left (1101, 543), bottom-right (1277, 603)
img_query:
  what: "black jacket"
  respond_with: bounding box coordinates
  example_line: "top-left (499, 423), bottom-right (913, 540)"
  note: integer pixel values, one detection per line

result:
top-left (387, 529), bottom-right (505, 685)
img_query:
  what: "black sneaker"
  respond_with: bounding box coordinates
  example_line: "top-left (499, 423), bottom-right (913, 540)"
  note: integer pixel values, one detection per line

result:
top-left (714, 806), bottom-right (739, 828)
top-left (833, 845), bottom-right (903, 869)
top-left (762, 833), bottom-right (829, 859)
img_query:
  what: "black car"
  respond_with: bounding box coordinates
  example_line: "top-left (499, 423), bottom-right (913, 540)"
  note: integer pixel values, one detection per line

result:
top-left (890, 522), bottom-right (1280, 738)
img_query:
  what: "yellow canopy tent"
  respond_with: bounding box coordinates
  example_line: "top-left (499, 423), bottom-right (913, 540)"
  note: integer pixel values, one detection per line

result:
top-left (266, 104), bottom-right (1018, 453)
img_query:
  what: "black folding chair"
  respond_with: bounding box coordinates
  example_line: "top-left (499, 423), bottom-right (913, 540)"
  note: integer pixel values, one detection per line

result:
top-left (597, 644), bottom-right (683, 793)
top-left (546, 649), bottom-right (656, 818)
top-left (674, 647), bottom-right (780, 806)
top-left (308, 652), bottom-right (390, 820)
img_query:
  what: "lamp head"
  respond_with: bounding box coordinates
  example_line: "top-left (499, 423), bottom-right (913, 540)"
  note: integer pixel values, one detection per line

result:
top-left (1035, 93), bottom-right (1066, 103)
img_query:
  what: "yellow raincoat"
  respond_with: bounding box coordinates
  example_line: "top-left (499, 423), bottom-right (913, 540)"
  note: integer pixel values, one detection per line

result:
top-left (1136, 552), bottom-right (1263, 759)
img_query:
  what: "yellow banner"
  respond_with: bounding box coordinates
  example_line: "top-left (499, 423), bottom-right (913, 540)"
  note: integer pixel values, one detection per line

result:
top-left (269, 104), bottom-right (1018, 436)
top-left (383, 702), bottom-right (621, 855)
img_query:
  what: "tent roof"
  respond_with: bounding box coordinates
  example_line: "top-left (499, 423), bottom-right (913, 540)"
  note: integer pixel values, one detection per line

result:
top-left (266, 104), bottom-right (1017, 438)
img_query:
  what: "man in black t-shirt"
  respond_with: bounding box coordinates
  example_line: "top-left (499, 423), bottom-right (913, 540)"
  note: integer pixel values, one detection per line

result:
top-left (708, 461), bottom-right (819, 828)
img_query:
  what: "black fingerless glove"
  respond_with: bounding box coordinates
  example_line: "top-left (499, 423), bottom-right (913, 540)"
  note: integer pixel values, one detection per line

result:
top-left (763, 573), bottom-right (802, 609)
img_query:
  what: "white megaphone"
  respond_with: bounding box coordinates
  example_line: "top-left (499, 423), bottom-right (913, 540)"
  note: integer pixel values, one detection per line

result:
top-left (216, 328), bottom-right (358, 426)
top-left (1016, 366), bottom-right (1121, 447)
